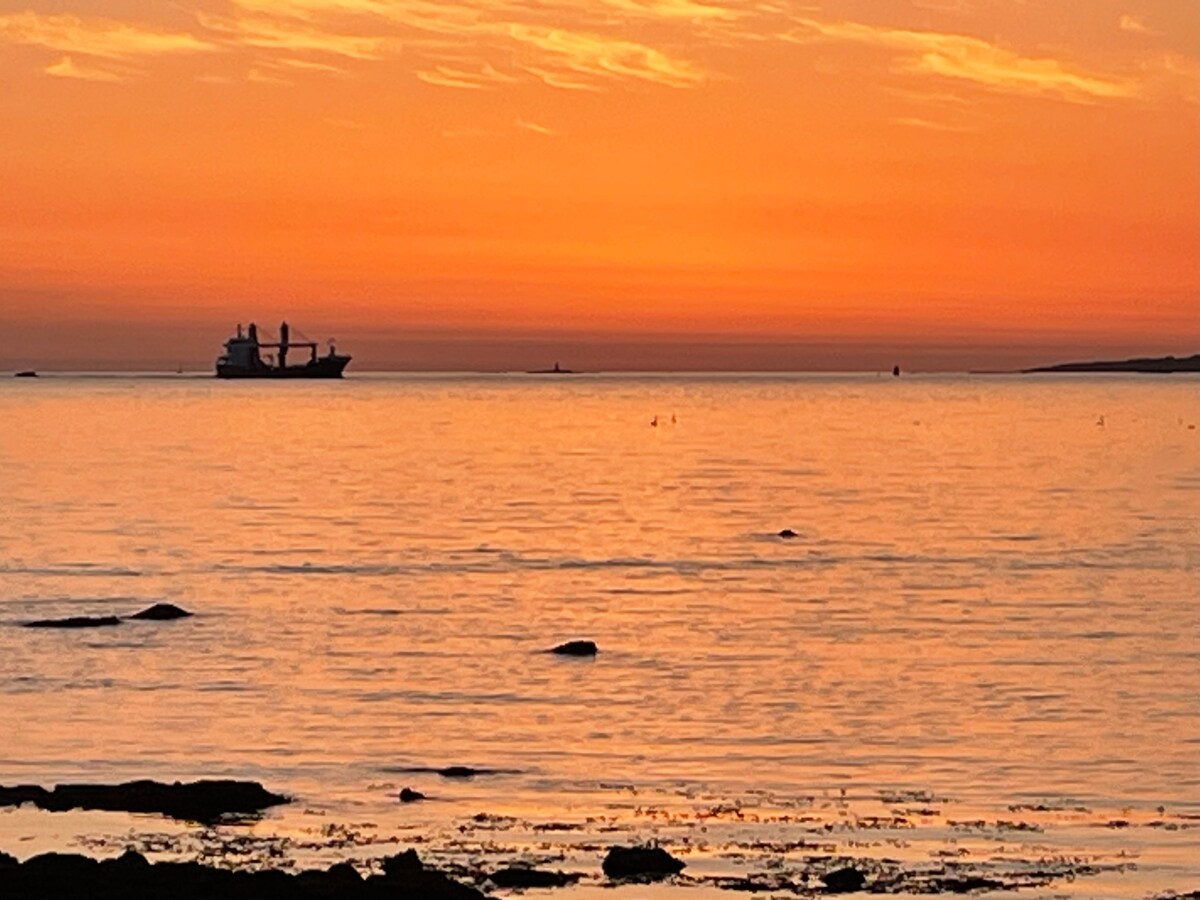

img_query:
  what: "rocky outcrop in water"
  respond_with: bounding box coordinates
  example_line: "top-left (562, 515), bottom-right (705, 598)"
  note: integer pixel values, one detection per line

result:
top-left (24, 616), bottom-right (122, 629)
top-left (0, 780), bottom-right (290, 824)
top-left (0, 849), bottom-right (485, 899)
top-left (549, 640), bottom-right (598, 657)
top-left (602, 845), bottom-right (685, 879)
top-left (821, 866), bottom-right (866, 893)
top-left (778, 529), bottom-right (798, 539)
top-left (23, 603), bottom-right (193, 628)
top-left (488, 866), bottom-right (582, 888)
top-left (398, 788), bottom-right (426, 803)
top-left (127, 604), bottom-right (193, 621)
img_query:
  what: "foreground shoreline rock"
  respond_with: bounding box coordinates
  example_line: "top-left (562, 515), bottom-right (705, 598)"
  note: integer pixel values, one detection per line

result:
top-left (0, 848), bottom-right (484, 899)
top-left (0, 780), bottom-right (290, 823)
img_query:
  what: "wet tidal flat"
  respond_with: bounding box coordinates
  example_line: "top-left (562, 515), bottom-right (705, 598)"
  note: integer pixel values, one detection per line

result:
top-left (1, 373), bottom-right (1197, 897)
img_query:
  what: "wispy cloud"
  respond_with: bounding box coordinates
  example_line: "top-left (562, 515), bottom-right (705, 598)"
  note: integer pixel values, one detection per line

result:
top-left (44, 55), bottom-right (125, 83)
top-left (891, 115), bottom-right (981, 133)
top-left (222, 0), bottom-right (712, 90)
top-left (787, 17), bottom-right (1139, 102)
top-left (0, 11), bottom-right (215, 61)
top-left (416, 67), bottom-right (489, 88)
top-left (198, 11), bottom-right (391, 59)
top-left (516, 118), bottom-right (556, 135)
top-left (416, 62), bottom-right (520, 89)
top-left (1118, 14), bottom-right (1160, 36)
top-left (509, 24), bottom-right (705, 87)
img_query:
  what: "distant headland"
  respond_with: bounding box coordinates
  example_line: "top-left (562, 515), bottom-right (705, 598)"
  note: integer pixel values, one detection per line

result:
top-left (1025, 353), bottom-right (1200, 374)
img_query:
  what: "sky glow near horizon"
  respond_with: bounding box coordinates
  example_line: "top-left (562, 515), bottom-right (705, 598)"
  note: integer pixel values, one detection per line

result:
top-left (0, 0), bottom-right (1197, 369)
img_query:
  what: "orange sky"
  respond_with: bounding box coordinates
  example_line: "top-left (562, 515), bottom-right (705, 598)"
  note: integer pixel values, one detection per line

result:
top-left (0, 0), bottom-right (1197, 370)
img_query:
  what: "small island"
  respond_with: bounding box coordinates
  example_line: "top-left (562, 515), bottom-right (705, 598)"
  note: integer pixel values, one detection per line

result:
top-left (1025, 353), bottom-right (1200, 374)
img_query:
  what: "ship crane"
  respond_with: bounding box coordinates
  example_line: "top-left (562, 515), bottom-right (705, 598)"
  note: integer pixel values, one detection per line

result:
top-left (253, 321), bottom-right (320, 366)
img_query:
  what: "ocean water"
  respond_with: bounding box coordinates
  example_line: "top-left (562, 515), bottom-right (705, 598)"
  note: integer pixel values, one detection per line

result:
top-left (1, 373), bottom-right (1197, 897)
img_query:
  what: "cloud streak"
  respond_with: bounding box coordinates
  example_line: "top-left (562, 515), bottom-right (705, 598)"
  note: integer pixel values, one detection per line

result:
top-left (787, 17), bottom-right (1139, 102)
top-left (44, 55), bottom-right (126, 83)
top-left (0, 11), bottom-right (216, 60)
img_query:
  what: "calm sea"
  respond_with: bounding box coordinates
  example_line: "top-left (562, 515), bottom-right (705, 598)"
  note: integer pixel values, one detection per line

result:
top-left (1, 373), bottom-right (1197, 897)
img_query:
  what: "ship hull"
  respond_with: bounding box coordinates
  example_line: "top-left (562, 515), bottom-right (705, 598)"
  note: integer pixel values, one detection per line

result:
top-left (216, 355), bottom-right (351, 379)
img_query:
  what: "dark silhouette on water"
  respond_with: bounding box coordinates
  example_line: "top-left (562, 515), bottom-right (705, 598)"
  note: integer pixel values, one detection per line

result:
top-left (778, 529), bottom-right (798, 539)
top-left (527, 361), bottom-right (578, 374)
top-left (893, 364), bottom-right (900, 377)
top-left (24, 615), bottom-right (122, 629)
top-left (489, 866), bottom-right (583, 888)
top-left (387, 765), bottom-right (518, 778)
top-left (398, 788), bottom-right (426, 803)
top-left (216, 321), bottom-right (351, 379)
top-left (1025, 352), bottom-right (1200, 373)
top-left (549, 640), bottom-right (598, 657)
top-left (0, 780), bottom-right (289, 823)
top-left (14, 370), bottom-right (37, 378)
top-left (602, 846), bottom-right (686, 880)
top-left (24, 603), bottom-right (193, 628)
top-left (128, 603), bottom-right (192, 621)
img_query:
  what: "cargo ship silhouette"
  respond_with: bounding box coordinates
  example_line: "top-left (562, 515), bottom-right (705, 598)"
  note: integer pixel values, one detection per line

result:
top-left (216, 322), bottom-right (350, 379)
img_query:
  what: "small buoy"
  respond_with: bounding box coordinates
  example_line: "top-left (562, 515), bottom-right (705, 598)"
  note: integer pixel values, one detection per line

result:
top-left (650, 416), bottom-right (658, 427)
top-left (892, 365), bottom-right (900, 377)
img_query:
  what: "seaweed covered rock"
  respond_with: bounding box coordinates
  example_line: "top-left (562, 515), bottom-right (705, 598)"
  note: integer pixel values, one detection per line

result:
top-left (822, 866), bottom-right (866, 893)
top-left (0, 849), bottom-right (486, 899)
top-left (602, 845), bottom-right (685, 879)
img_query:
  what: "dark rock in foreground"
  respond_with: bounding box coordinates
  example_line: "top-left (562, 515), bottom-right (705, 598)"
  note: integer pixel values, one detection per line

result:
top-left (489, 866), bottom-right (582, 888)
top-left (398, 788), bottom-right (426, 803)
top-left (0, 849), bottom-right (485, 899)
top-left (602, 845), bottom-right (685, 880)
top-left (822, 866), bottom-right (866, 893)
top-left (0, 780), bottom-right (290, 823)
top-left (127, 603), bottom-right (192, 621)
top-left (24, 616), bottom-right (122, 629)
top-left (549, 640), bottom-right (598, 657)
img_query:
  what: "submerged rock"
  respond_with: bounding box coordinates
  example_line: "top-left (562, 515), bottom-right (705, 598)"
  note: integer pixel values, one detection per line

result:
top-left (549, 640), bottom-right (598, 657)
top-left (127, 603), bottom-right (192, 621)
top-left (437, 766), bottom-right (493, 779)
top-left (822, 866), bottom-right (866, 893)
top-left (398, 787), bottom-right (426, 803)
top-left (489, 866), bottom-right (582, 888)
top-left (0, 780), bottom-right (290, 823)
top-left (602, 845), bottom-right (686, 880)
top-left (23, 616), bottom-right (122, 629)
top-left (0, 848), bottom-right (485, 900)
top-left (778, 529), bottom-right (798, 539)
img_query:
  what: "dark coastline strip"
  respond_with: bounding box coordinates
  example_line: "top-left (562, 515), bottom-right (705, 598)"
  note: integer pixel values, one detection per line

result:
top-left (1023, 353), bottom-right (1200, 373)
top-left (0, 780), bottom-right (289, 824)
top-left (0, 848), bottom-right (484, 900)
